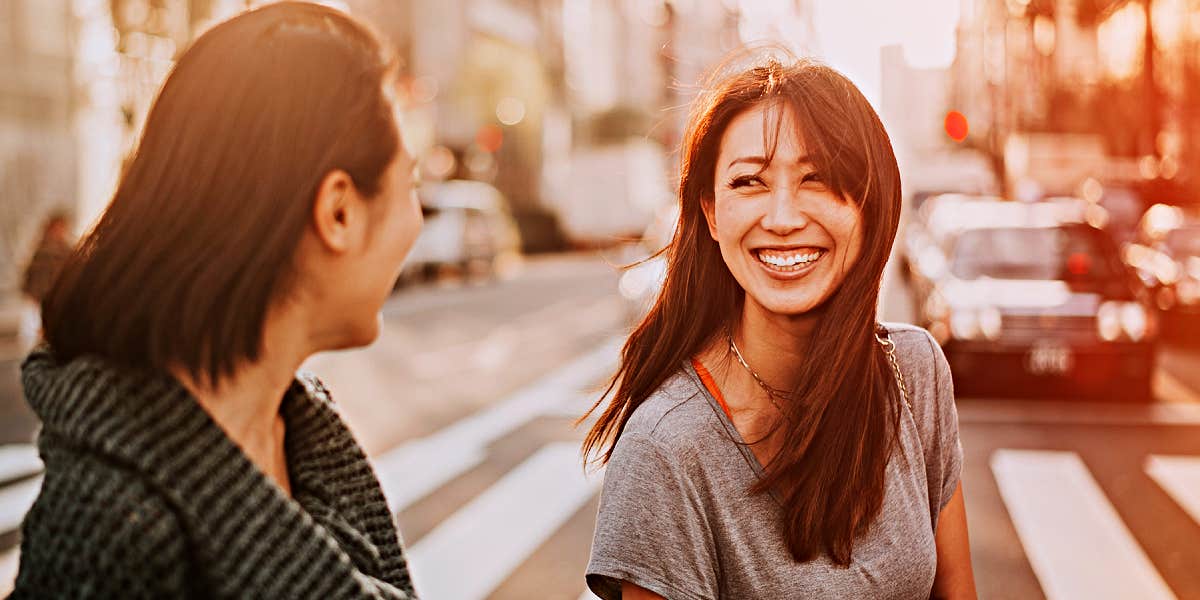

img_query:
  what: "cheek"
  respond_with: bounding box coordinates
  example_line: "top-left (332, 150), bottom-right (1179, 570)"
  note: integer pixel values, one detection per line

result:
top-left (833, 207), bottom-right (865, 268)
top-left (390, 192), bottom-right (423, 254)
top-left (714, 198), bottom-right (754, 240)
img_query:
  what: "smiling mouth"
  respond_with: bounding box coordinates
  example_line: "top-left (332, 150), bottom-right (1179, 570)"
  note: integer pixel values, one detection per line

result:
top-left (753, 247), bottom-right (827, 272)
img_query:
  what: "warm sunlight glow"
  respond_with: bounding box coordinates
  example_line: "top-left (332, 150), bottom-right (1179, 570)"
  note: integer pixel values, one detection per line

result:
top-left (813, 0), bottom-right (960, 106)
top-left (1099, 2), bottom-right (1146, 80)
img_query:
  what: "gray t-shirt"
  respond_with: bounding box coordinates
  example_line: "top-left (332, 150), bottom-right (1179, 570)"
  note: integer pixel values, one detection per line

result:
top-left (586, 323), bottom-right (963, 600)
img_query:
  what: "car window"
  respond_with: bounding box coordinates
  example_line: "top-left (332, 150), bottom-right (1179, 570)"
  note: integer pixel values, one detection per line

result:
top-left (951, 226), bottom-right (1121, 281)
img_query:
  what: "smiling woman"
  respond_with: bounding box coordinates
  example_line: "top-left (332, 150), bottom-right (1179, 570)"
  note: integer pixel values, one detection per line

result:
top-left (582, 49), bottom-right (978, 600)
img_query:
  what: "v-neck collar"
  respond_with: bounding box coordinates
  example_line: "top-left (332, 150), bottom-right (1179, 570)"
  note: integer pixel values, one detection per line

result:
top-left (683, 360), bottom-right (771, 483)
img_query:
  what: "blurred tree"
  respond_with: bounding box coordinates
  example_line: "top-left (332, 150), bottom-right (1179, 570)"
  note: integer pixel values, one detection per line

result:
top-left (582, 106), bottom-right (653, 146)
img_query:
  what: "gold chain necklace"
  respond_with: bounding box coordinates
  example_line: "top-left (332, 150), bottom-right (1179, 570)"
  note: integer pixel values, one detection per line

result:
top-left (728, 333), bottom-right (793, 416)
top-left (728, 329), bottom-right (913, 414)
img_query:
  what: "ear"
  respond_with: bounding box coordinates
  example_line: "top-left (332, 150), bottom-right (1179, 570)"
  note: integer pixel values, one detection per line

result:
top-left (312, 170), bottom-right (358, 253)
top-left (700, 195), bottom-right (719, 241)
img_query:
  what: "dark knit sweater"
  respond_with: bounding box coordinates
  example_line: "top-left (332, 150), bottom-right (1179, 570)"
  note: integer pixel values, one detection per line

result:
top-left (13, 349), bottom-right (418, 599)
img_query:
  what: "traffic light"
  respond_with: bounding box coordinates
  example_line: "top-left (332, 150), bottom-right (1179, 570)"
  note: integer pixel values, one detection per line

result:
top-left (945, 110), bottom-right (968, 142)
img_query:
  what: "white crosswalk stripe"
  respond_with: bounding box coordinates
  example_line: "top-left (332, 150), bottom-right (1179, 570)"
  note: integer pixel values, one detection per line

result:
top-left (406, 442), bottom-right (603, 600)
top-left (0, 444), bottom-right (43, 540)
top-left (992, 449), bottom-right (1177, 600)
top-left (0, 476), bottom-right (41, 535)
top-left (1146, 455), bottom-right (1200, 526)
top-left (372, 337), bottom-right (620, 512)
top-left (0, 446), bottom-right (41, 484)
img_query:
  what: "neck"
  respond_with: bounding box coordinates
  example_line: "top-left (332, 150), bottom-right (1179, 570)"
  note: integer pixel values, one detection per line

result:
top-left (171, 305), bottom-right (314, 494)
top-left (731, 298), bottom-right (816, 393)
top-left (696, 297), bottom-right (816, 424)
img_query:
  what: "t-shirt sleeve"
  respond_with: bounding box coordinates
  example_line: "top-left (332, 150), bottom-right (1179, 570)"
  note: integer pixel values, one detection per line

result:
top-left (586, 433), bottom-right (719, 600)
top-left (926, 331), bottom-right (963, 516)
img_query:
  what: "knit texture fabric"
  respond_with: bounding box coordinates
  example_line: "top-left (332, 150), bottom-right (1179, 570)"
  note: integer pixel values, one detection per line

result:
top-left (13, 348), bottom-right (417, 599)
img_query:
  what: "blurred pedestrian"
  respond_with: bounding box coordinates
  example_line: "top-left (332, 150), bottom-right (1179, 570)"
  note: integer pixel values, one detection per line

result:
top-left (14, 3), bottom-right (422, 598)
top-left (17, 212), bottom-right (72, 348)
top-left (582, 50), bottom-right (977, 600)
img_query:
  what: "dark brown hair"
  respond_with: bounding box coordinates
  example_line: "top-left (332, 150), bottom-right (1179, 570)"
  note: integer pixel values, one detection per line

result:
top-left (583, 51), bottom-right (904, 566)
top-left (42, 2), bottom-right (399, 383)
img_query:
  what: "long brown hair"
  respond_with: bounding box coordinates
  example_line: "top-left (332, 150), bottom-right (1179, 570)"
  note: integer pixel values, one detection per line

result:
top-left (582, 51), bottom-right (904, 566)
top-left (42, 2), bottom-right (399, 384)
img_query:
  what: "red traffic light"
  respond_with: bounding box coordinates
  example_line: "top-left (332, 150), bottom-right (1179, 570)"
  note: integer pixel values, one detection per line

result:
top-left (944, 111), bottom-right (968, 142)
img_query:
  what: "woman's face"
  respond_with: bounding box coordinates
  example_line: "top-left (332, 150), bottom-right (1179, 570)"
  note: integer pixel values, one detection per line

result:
top-left (336, 132), bottom-right (423, 347)
top-left (703, 103), bottom-right (864, 317)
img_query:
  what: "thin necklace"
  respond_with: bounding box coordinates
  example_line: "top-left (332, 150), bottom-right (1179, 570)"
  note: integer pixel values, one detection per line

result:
top-left (728, 333), bottom-right (792, 416)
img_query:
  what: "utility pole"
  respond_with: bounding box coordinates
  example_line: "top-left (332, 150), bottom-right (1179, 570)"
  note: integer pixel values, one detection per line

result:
top-left (1142, 0), bottom-right (1161, 158)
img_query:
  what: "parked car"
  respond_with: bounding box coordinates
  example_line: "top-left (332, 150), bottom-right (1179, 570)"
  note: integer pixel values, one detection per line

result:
top-left (901, 193), bottom-right (1005, 283)
top-left (400, 180), bottom-right (521, 284)
top-left (908, 198), bottom-right (1157, 401)
top-left (1124, 203), bottom-right (1200, 314)
top-left (1082, 181), bottom-right (1145, 247)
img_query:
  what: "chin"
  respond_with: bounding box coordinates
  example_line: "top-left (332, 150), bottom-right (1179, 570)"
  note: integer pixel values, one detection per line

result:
top-left (745, 288), bottom-right (832, 318)
top-left (337, 317), bottom-right (383, 350)
top-left (760, 299), bottom-right (820, 317)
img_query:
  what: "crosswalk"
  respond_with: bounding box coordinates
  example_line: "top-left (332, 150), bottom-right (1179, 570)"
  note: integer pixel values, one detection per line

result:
top-left (993, 450), bottom-right (1177, 600)
top-left (407, 443), bottom-right (601, 599)
top-left (0, 340), bottom-right (1198, 599)
top-left (371, 337), bottom-right (620, 514)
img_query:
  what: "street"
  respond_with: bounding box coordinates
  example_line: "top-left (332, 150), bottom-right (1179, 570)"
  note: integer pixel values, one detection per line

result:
top-left (0, 251), bottom-right (1198, 598)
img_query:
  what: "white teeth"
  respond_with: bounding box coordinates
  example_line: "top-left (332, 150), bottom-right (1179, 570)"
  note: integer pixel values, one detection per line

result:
top-left (755, 249), bottom-right (823, 269)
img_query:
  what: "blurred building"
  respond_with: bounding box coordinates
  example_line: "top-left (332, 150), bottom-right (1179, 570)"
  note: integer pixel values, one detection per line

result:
top-left (0, 0), bottom-right (814, 300)
top-left (0, 0), bottom-right (359, 307)
top-left (399, 0), bottom-right (753, 248)
top-left (881, 44), bottom-right (999, 197)
top-left (882, 44), bottom-right (954, 157)
top-left (951, 0), bottom-right (1200, 202)
top-left (0, 0), bottom-right (86, 307)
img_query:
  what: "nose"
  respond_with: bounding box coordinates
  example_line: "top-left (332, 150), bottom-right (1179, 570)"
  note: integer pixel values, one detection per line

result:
top-left (759, 187), bottom-right (810, 235)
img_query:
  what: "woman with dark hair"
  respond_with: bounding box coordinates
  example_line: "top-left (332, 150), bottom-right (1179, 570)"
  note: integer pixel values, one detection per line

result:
top-left (583, 53), bottom-right (977, 599)
top-left (15, 3), bottom-right (420, 598)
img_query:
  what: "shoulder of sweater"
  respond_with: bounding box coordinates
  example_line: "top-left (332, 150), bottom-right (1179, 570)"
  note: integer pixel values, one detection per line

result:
top-left (26, 441), bottom-right (189, 565)
top-left (15, 443), bottom-right (192, 596)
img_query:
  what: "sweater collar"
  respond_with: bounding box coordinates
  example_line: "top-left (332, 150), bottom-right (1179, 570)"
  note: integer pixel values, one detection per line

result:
top-left (21, 348), bottom-right (399, 594)
top-left (22, 347), bottom-right (333, 495)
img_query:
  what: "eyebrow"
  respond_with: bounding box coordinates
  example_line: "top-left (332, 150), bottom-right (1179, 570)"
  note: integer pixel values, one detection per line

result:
top-left (726, 155), bottom-right (813, 170)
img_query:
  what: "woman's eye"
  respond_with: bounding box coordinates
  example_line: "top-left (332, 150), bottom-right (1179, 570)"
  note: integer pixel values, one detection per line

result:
top-left (728, 175), bottom-right (764, 189)
top-left (801, 172), bottom-right (824, 185)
